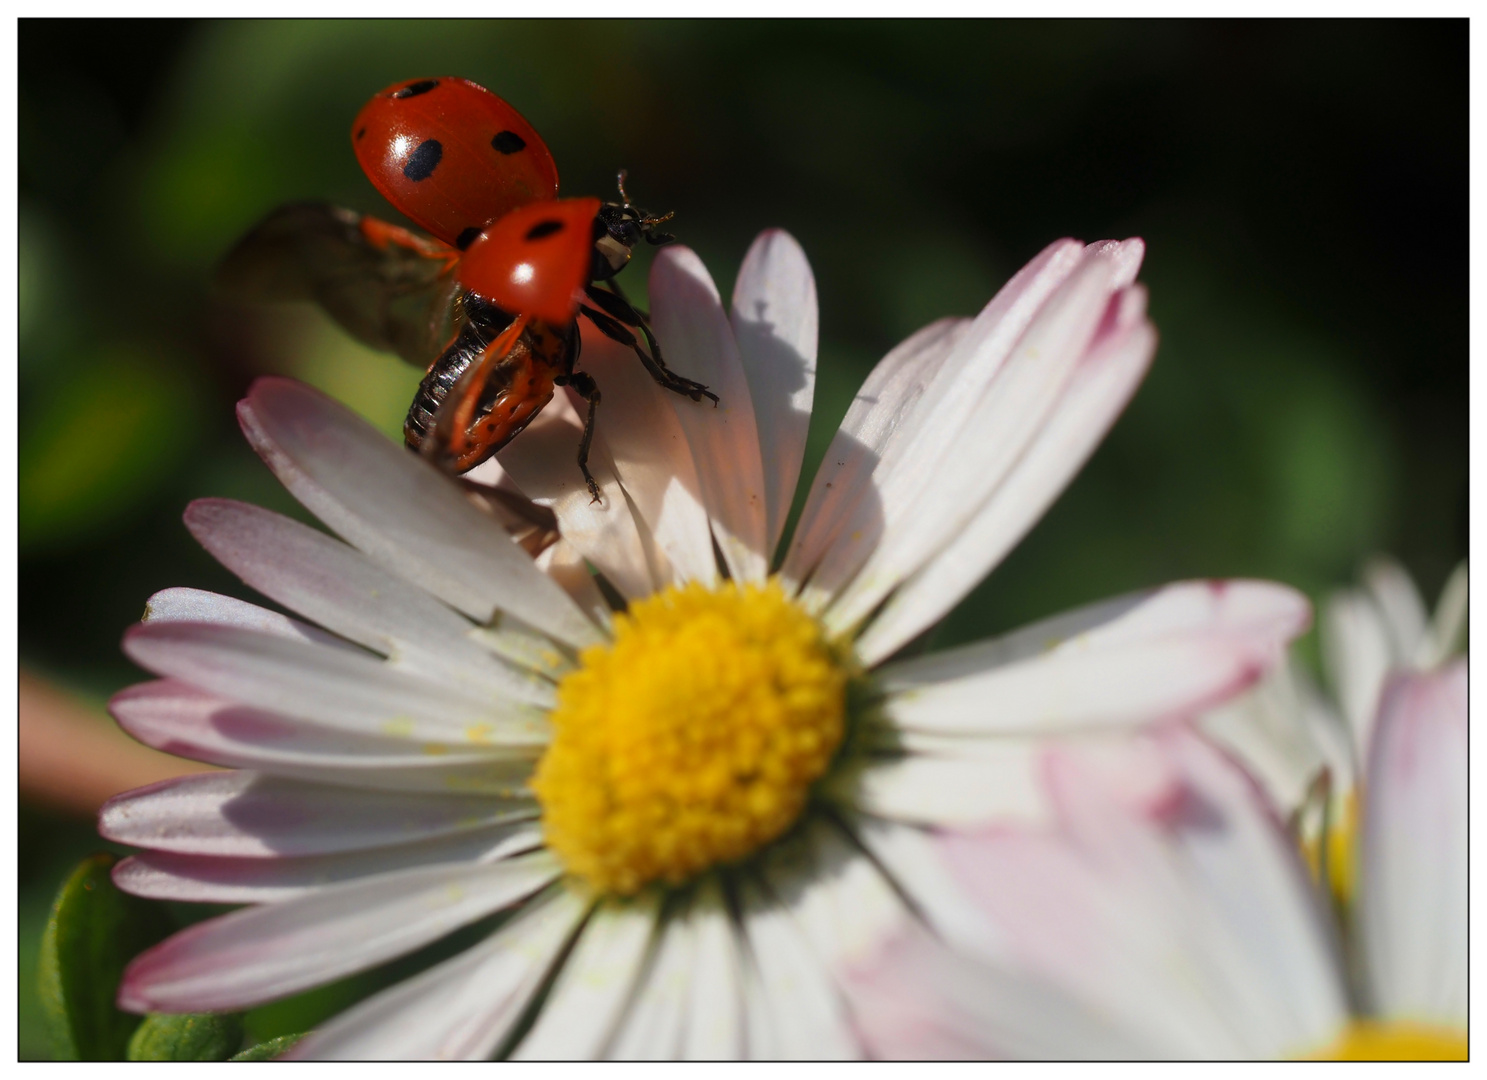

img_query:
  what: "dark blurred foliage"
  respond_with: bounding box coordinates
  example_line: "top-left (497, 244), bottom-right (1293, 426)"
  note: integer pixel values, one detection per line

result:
top-left (18, 19), bottom-right (1465, 1058)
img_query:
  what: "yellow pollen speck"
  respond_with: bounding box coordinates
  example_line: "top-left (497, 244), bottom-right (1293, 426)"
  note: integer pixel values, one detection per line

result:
top-left (1302, 1021), bottom-right (1467, 1060)
top-left (1302, 792), bottom-right (1357, 910)
top-left (532, 578), bottom-right (848, 895)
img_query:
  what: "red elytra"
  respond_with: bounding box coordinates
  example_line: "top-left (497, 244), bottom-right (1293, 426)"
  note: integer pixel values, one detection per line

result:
top-left (351, 77), bottom-right (559, 250)
top-left (457, 198), bottom-right (602, 325)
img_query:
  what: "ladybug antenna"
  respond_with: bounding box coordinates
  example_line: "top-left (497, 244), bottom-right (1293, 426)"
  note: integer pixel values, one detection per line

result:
top-left (615, 169), bottom-right (675, 240)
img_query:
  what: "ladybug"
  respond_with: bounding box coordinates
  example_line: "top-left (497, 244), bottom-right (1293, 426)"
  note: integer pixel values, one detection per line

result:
top-left (220, 77), bottom-right (714, 502)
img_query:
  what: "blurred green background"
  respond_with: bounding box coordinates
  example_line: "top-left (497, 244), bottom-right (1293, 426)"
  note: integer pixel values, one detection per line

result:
top-left (18, 19), bottom-right (1465, 1058)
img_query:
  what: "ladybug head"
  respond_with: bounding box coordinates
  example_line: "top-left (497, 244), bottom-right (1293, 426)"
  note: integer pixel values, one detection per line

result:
top-left (590, 170), bottom-right (676, 281)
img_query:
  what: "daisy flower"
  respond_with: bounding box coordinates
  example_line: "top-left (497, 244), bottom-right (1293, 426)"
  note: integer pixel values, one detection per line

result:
top-left (102, 232), bottom-right (1308, 1059)
top-left (1201, 556), bottom-right (1466, 903)
top-left (843, 663), bottom-right (1466, 1060)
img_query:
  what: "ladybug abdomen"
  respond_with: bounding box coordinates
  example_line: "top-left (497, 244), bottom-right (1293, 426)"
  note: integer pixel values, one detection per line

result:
top-left (405, 314), bottom-right (572, 472)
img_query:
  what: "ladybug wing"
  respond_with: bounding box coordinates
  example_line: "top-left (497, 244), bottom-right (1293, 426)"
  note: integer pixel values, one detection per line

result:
top-left (216, 202), bottom-right (460, 367)
top-left (353, 77), bottom-right (560, 249)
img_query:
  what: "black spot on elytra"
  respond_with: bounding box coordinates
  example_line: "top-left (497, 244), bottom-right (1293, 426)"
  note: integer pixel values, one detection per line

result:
top-left (491, 130), bottom-right (526, 155)
top-left (355, 126), bottom-right (366, 141)
top-left (393, 79), bottom-right (439, 99)
top-left (525, 219), bottom-right (564, 241)
top-left (403, 139), bottom-right (443, 182)
top-left (455, 226), bottom-right (482, 250)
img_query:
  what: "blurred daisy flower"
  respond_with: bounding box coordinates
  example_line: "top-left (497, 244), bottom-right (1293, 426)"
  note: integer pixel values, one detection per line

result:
top-left (102, 233), bottom-right (1308, 1059)
top-left (845, 662), bottom-right (1466, 1060)
top-left (1202, 557), bottom-right (1466, 906)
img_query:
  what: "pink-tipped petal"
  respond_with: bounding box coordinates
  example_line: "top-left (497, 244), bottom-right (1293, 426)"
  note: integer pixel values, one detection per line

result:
top-left (287, 888), bottom-right (586, 1060)
top-left (109, 679), bottom-right (532, 794)
top-left (237, 377), bottom-right (601, 649)
top-left (796, 238), bottom-right (1087, 617)
top-left (100, 771), bottom-right (531, 858)
top-left (112, 823), bottom-right (540, 904)
top-left (649, 246), bottom-right (769, 583)
top-left (117, 853), bottom-right (560, 1013)
top-left (825, 247), bottom-right (1132, 637)
top-left (122, 621), bottom-right (547, 746)
top-left (881, 580), bottom-right (1310, 736)
top-left (571, 325), bottom-right (716, 588)
top-left (784, 317), bottom-right (968, 601)
top-left (497, 386), bottom-right (658, 599)
top-left (184, 499), bottom-right (552, 705)
top-left (856, 310), bottom-right (1156, 663)
top-left (730, 229), bottom-right (819, 556)
top-left (1357, 661), bottom-right (1467, 1028)
top-left (924, 730), bottom-right (1347, 1058)
top-left (143, 587), bottom-right (348, 649)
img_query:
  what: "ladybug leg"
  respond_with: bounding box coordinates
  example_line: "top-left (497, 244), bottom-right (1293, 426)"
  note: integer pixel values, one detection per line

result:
top-left (555, 369), bottom-right (604, 504)
top-left (596, 276), bottom-right (647, 323)
top-left (581, 289), bottom-right (719, 406)
top-left (359, 216), bottom-right (460, 273)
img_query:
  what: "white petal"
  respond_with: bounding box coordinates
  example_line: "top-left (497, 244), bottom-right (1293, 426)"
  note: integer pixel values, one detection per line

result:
top-left (759, 817), bottom-right (908, 971)
top-left (237, 377), bottom-right (601, 649)
top-left (1197, 658), bottom-right (1353, 815)
top-left (852, 817), bottom-right (1008, 960)
top-left (825, 248), bottom-right (1132, 636)
top-left (606, 901), bottom-right (696, 1060)
top-left (649, 246), bottom-right (769, 582)
top-left (736, 877), bottom-right (860, 1059)
top-left (143, 586), bottom-right (347, 648)
top-left (784, 317), bottom-right (969, 599)
top-left (842, 916), bottom-right (1153, 1060)
top-left (1418, 560), bottom-right (1468, 669)
top-left (123, 621), bottom-right (548, 747)
top-left (731, 229), bottom-right (819, 555)
top-left (110, 679), bottom-right (532, 794)
top-left (1321, 586), bottom-right (1395, 750)
top-left (681, 878), bottom-right (745, 1059)
top-left (569, 325), bottom-right (716, 588)
top-left (118, 853), bottom-right (561, 1012)
top-left (289, 887), bottom-right (587, 1061)
top-left (497, 387), bottom-right (658, 599)
top-left (794, 238), bottom-right (1087, 616)
top-left (533, 538), bottom-right (613, 634)
top-left (1357, 662), bottom-right (1467, 1027)
top-left (856, 311), bottom-right (1156, 663)
top-left (100, 771), bottom-right (531, 857)
top-left (1362, 556), bottom-right (1429, 660)
top-left (512, 893), bottom-right (660, 1059)
top-left (881, 580), bottom-right (1309, 735)
top-left (841, 742), bottom-right (1048, 828)
top-left (924, 729), bottom-right (1347, 1057)
top-left (112, 823), bottom-right (541, 904)
top-left (184, 499), bottom-right (553, 706)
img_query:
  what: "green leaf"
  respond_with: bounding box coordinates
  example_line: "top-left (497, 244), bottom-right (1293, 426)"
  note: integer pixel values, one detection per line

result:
top-left (38, 854), bottom-right (175, 1061)
top-left (127, 1013), bottom-right (245, 1061)
top-left (229, 1033), bottom-right (307, 1061)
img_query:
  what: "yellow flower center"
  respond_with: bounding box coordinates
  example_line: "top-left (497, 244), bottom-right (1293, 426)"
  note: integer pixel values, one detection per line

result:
top-left (531, 578), bottom-right (848, 895)
top-left (1304, 1021), bottom-right (1468, 1060)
